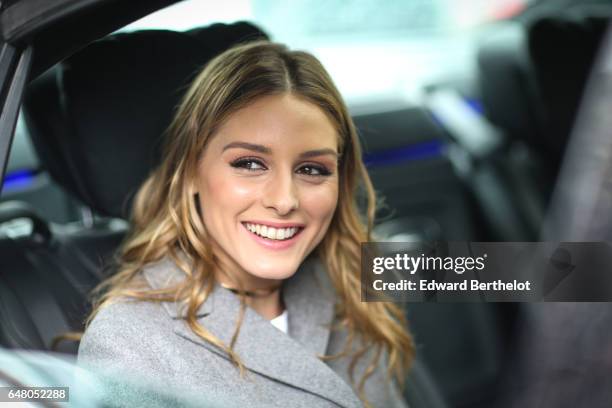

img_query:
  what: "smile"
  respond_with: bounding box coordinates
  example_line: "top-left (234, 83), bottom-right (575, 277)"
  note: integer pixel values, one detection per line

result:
top-left (243, 222), bottom-right (303, 241)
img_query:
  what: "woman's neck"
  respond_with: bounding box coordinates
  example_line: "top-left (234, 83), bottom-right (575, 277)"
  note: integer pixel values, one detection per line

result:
top-left (215, 272), bottom-right (285, 320)
top-left (246, 290), bottom-right (284, 320)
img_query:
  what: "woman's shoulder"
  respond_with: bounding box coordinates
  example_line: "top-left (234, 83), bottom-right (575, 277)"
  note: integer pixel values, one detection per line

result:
top-left (79, 299), bottom-right (170, 359)
top-left (78, 257), bottom-right (185, 362)
top-left (85, 297), bottom-right (170, 336)
top-left (77, 297), bottom-right (210, 407)
top-left (77, 299), bottom-right (184, 406)
top-left (81, 256), bottom-right (185, 339)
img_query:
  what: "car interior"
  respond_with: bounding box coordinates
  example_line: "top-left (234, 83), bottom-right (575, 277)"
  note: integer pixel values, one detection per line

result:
top-left (0, 0), bottom-right (611, 407)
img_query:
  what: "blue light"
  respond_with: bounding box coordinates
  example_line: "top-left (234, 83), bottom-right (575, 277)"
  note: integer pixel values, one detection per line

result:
top-left (465, 97), bottom-right (484, 115)
top-left (363, 139), bottom-right (446, 168)
top-left (1, 170), bottom-right (36, 193)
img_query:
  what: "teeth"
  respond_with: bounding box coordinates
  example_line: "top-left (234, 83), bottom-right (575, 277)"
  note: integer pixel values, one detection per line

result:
top-left (268, 228), bottom-right (277, 240)
top-left (244, 223), bottom-right (299, 240)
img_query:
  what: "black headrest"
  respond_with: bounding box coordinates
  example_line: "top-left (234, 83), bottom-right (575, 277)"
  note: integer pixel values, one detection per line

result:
top-left (23, 22), bottom-right (268, 219)
top-left (478, 12), bottom-right (609, 172)
top-left (527, 13), bottom-right (609, 167)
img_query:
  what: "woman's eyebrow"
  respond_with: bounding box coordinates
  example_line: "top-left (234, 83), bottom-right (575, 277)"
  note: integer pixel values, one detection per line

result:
top-left (222, 142), bottom-right (338, 159)
top-left (298, 149), bottom-right (339, 159)
top-left (222, 142), bottom-right (271, 154)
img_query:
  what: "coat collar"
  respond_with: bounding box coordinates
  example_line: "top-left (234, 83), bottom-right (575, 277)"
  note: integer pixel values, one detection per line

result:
top-left (142, 255), bottom-right (362, 408)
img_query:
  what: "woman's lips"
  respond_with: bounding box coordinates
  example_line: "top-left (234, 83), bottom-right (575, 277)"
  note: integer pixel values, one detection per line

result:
top-left (241, 222), bottom-right (304, 250)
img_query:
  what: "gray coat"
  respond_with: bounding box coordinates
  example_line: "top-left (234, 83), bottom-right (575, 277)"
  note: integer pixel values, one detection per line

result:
top-left (77, 256), bottom-right (408, 408)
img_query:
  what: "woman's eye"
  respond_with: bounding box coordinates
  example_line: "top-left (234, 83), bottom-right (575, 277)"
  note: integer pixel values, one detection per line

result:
top-left (230, 158), bottom-right (266, 171)
top-left (297, 164), bottom-right (332, 177)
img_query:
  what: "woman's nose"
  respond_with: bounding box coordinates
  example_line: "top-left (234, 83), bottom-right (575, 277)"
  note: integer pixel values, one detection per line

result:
top-left (262, 170), bottom-right (299, 215)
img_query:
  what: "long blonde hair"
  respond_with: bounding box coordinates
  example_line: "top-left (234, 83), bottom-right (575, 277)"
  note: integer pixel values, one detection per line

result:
top-left (86, 40), bottom-right (414, 405)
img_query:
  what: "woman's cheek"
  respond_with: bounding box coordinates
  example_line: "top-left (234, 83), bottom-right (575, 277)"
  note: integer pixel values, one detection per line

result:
top-left (207, 170), bottom-right (260, 201)
top-left (301, 182), bottom-right (339, 220)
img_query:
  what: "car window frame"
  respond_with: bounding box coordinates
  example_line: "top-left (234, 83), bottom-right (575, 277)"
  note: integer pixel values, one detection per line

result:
top-left (0, 44), bottom-right (31, 187)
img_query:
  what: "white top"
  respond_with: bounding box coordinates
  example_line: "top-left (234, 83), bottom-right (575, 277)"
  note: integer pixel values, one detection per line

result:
top-left (269, 309), bottom-right (289, 334)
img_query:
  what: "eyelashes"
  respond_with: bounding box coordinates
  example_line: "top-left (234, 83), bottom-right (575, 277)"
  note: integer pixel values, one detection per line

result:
top-left (230, 158), bottom-right (265, 171)
top-left (230, 157), bottom-right (333, 177)
top-left (296, 165), bottom-right (332, 177)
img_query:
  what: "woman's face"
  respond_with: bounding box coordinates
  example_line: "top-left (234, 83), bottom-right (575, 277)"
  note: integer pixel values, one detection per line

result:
top-left (195, 93), bottom-right (339, 287)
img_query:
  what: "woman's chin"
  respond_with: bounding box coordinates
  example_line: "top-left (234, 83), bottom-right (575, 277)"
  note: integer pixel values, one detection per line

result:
top-left (244, 261), bottom-right (301, 282)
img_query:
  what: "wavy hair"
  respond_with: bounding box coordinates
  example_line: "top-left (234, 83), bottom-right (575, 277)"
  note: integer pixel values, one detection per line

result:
top-left (85, 40), bottom-right (414, 406)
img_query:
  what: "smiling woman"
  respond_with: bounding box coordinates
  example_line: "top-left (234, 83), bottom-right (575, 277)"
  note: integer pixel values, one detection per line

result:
top-left (197, 94), bottom-right (339, 291)
top-left (196, 93), bottom-right (340, 320)
top-left (77, 41), bottom-right (414, 408)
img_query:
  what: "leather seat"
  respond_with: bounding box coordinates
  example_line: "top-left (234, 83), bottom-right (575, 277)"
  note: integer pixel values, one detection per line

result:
top-left (0, 200), bottom-right (126, 353)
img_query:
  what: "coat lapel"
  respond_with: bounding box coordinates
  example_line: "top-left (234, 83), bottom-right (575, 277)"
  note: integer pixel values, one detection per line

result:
top-left (143, 256), bottom-right (362, 408)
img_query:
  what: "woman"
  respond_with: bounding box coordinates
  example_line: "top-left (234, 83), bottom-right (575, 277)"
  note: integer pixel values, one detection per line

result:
top-left (78, 40), bottom-right (414, 408)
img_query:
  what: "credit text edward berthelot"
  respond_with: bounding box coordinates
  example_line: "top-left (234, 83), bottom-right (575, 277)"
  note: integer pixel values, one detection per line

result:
top-left (370, 253), bottom-right (532, 292)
